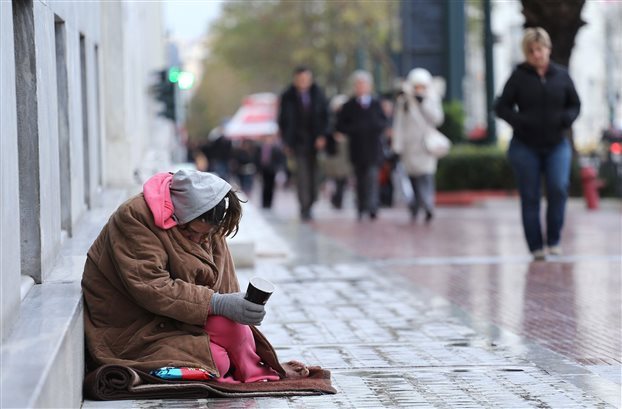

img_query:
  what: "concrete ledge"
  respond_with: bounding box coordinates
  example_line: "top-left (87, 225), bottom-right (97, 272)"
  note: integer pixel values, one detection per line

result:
top-left (228, 239), bottom-right (256, 268)
top-left (228, 201), bottom-right (292, 268)
top-left (0, 282), bottom-right (83, 409)
top-left (1, 188), bottom-right (132, 408)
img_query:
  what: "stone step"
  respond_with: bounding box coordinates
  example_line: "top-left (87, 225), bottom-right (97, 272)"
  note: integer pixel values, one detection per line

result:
top-left (0, 282), bottom-right (83, 408)
top-left (228, 200), bottom-right (292, 267)
top-left (1, 188), bottom-right (130, 408)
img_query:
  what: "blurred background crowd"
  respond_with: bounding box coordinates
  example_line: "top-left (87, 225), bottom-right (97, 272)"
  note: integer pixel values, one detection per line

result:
top-left (159, 0), bottom-right (621, 215)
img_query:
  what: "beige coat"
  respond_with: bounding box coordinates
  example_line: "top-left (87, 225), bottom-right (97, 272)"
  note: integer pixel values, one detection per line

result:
top-left (81, 194), bottom-right (284, 377)
top-left (392, 92), bottom-right (444, 176)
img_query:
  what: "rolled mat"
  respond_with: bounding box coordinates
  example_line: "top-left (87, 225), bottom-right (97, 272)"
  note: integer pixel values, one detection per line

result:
top-left (84, 364), bottom-right (337, 400)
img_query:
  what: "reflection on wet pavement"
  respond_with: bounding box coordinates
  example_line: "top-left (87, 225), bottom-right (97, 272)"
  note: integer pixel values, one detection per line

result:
top-left (390, 260), bottom-right (621, 367)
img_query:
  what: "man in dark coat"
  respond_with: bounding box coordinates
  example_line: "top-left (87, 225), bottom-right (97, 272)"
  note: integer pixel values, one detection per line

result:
top-left (201, 125), bottom-right (233, 181)
top-left (255, 134), bottom-right (286, 209)
top-left (337, 70), bottom-right (388, 220)
top-left (278, 66), bottom-right (328, 221)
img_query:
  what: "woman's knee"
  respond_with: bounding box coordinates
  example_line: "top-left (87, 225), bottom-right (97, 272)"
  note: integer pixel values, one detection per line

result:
top-left (205, 316), bottom-right (252, 346)
top-left (519, 186), bottom-right (541, 206)
top-left (546, 181), bottom-right (569, 202)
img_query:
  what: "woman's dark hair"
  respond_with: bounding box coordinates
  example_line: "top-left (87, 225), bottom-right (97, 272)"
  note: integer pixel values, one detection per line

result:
top-left (199, 190), bottom-right (244, 238)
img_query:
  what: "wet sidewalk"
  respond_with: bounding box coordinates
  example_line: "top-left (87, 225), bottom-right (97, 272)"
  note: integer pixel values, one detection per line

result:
top-left (83, 188), bottom-right (621, 408)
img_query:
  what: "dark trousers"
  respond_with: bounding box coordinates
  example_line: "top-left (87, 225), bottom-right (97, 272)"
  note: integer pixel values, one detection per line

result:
top-left (260, 169), bottom-right (277, 209)
top-left (331, 178), bottom-right (348, 209)
top-left (295, 152), bottom-right (317, 217)
top-left (354, 165), bottom-right (379, 216)
top-left (408, 174), bottom-right (435, 216)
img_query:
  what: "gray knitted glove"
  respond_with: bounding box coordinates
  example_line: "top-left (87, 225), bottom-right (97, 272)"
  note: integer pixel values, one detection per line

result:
top-left (210, 292), bottom-right (266, 325)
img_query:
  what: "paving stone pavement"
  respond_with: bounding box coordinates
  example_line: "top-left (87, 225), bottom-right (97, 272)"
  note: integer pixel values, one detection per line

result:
top-left (83, 191), bottom-right (621, 408)
top-left (84, 261), bottom-right (619, 408)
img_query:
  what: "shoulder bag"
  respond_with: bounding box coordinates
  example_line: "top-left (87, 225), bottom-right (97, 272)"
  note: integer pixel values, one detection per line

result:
top-left (424, 128), bottom-right (452, 158)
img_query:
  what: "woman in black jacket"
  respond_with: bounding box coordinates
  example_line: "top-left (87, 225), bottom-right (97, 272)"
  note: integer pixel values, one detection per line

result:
top-left (495, 27), bottom-right (581, 260)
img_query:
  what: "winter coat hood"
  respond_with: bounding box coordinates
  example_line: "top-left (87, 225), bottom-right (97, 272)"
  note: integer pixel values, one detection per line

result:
top-left (143, 172), bottom-right (177, 229)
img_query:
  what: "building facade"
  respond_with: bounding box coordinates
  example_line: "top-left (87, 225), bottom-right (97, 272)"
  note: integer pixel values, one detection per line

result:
top-left (1, 1), bottom-right (172, 406)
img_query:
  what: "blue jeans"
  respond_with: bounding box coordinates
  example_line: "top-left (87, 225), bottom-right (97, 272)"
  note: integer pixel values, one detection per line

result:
top-left (508, 138), bottom-right (572, 252)
top-left (408, 174), bottom-right (435, 216)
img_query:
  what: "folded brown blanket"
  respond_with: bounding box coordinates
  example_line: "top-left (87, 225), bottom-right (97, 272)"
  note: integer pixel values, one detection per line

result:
top-left (84, 364), bottom-right (337, 400)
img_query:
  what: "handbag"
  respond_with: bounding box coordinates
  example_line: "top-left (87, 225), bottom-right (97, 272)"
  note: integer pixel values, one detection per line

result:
top-left (423, 128), bottom-right (452, 158)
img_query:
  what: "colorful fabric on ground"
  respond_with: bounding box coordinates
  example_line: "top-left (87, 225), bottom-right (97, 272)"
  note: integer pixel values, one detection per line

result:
top-left (150, 367), bottom-right (215, 381)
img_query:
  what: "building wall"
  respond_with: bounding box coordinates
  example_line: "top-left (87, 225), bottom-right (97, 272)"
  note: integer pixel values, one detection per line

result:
top-left (102, 2), bottom-right (170, 186)
top-left (34, 0), bottom-right (64, 281)
top-left (568, 1), bottom-right (620, 149)
top-left (0, 0), bottom-right (170, 339)
top-left (0, 0), bottom-right (22, 340)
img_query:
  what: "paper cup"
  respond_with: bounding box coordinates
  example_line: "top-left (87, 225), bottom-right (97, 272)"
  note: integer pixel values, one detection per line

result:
top-left (244, 277), bottom-right (275, 305)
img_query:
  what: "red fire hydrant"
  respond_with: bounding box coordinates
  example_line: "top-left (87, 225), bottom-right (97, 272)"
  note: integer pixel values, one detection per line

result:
top-left (580, 166), bottom-right (602, 210)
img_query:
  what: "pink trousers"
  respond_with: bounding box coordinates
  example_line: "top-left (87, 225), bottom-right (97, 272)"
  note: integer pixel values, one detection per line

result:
top-left (203, 316), bottom-right (280, 383)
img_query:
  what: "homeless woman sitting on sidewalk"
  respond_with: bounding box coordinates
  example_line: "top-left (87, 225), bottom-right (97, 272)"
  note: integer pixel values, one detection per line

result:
top-left (81, 169), bottom-right (308, 384)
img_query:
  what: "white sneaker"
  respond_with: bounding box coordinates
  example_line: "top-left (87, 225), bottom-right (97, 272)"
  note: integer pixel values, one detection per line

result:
top-left (532, 249), bottom-right (546, 261)
top-left (548, 245), bottom-right (562, 256)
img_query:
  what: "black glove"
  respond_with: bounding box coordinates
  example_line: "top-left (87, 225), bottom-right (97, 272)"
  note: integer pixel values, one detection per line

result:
top-left (390, 152), bottom-right (400, 165)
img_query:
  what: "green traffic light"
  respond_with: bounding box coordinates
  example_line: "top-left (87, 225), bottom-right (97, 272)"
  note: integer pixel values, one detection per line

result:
top-left (168, 67), bottom-right (181, 83)
top-left (177, 71), bottom-right (195, 90)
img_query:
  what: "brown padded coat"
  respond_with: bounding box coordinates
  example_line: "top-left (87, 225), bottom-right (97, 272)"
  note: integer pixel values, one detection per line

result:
top-left (81, 194), bottom-right (284, 377)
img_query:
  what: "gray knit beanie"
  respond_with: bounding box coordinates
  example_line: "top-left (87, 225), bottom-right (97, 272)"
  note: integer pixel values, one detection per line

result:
top-left (170, 170), bottom-right (231, 225)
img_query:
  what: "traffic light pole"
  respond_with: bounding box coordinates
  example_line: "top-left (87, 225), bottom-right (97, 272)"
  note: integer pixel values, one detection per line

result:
top-left (173, 78), bottom-right (186, 162)
top-left (484, 0), bottom-right (496, 143)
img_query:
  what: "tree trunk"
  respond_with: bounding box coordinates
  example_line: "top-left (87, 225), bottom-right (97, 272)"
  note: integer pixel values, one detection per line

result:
top-left (521, 0), bottom-right (586, 67)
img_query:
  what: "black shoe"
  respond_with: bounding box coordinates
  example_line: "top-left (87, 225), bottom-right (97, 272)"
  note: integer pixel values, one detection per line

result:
top-left (425, 211), bottom-right (433, 224)
top-left (370, 211), bottom-right (377, 220)
top-left (410, 211), bottom-right (418, 223)
top-left (331, 198), bottom-right (343, 210)
top-left (301, 210), bottom-right (312, 222)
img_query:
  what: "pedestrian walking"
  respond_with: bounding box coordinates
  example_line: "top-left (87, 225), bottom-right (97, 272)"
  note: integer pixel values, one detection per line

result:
top-left (379, 96), bottom-right (396, 207)
top-left (392, 68), bottom-right (445, 223)
top-left (336, 70), bottom-right (388, 221)
top-left (278, 66), bottom-right (329, 221)
top-left (255, 134), bottom-right (286, 209)
top-left (231, 139), bottom-right (257, 197)
top-left (81, 170), bottom-right (311, 384)
top-left (495, 27), bottom-right (581, 260)
top-left (322, 94), bottom-right (351, 210)
top-left (201, 122), bottom-right (233, 181)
